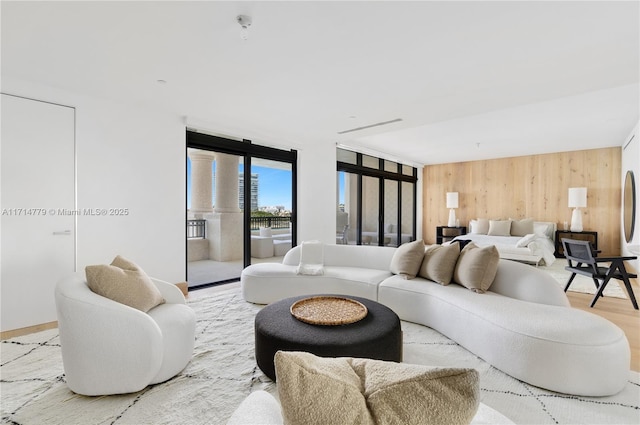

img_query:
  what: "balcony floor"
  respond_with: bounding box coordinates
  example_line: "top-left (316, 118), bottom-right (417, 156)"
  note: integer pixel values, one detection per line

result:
top-left (187, 256), bottom-right (284, 287)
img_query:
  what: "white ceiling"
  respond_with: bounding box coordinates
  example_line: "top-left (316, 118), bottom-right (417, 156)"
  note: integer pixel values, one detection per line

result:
top-left (2, 1), bottom-right (638, 165)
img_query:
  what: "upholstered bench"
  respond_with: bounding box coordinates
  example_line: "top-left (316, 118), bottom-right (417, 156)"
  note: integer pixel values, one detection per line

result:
top-left (254, 295), bottom-right (402, 380)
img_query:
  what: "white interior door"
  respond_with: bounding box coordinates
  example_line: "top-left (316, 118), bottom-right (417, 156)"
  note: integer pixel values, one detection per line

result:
top-left (1, 94), bottom-right (75, 332)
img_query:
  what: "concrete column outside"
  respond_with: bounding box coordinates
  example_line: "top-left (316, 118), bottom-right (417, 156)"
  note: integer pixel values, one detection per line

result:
top-left (187, 148), bottom-right (216, 218)
top-left (209, 152), bottom-right (243, 261)
top-left (214, 153), bottom-right (241, 213)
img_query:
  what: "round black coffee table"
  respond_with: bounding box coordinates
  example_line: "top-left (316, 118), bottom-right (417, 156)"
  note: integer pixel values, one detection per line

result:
top-left (254, 294), bottom-right (402, 381)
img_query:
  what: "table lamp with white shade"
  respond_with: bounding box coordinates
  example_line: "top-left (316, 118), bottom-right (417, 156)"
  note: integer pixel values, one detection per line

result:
top-left (446, 192), bottom-right (459, 227)
top-left (568, 187), bottom-right (587, 232)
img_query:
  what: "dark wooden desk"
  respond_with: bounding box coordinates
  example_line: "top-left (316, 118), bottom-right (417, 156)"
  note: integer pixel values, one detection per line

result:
top-left (591, 256), bottom-right (638, 310)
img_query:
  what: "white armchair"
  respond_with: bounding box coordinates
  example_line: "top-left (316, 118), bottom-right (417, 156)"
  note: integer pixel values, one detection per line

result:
top-left (54, 273), bottom-right (196, 396)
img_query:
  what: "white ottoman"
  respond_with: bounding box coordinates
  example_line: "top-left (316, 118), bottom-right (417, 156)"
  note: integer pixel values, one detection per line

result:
top-left (273, 239), bottom-right (291, 256)
top-left (251, 236), bottom-right (273, 258)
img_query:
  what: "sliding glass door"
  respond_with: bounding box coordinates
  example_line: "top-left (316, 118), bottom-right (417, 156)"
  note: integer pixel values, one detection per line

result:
top-left (249, 158), bottom-right (293, 262)
top-left (186, 132), bottom-right (296, 288)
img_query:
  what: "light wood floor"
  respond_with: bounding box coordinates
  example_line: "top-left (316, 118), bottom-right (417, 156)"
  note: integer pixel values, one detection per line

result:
top-left (189, 280), bottom-right (640, 372)
top-left (565, 287), bottom-right (639, 372)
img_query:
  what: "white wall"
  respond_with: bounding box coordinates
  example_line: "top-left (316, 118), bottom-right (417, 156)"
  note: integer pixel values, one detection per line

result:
top-left (3, 78), bottom-right (186, 285)
top-left (296, 142), bottom-right (338, 244)
top-left (621, 121), bottom-right (639, 272)
top-left (2, 77), bottom-right (423, 334)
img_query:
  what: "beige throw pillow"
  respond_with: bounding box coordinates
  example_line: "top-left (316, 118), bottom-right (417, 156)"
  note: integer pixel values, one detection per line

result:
top-left (487, 220), bottom-right (512, 236)
top-left (453, 243), bottom-right (500, 293)
top-left (275, 351), bottom-right (479, 425)
top-left (85, 255), bottom-right (165, 312)
top-left (475, 218), bottom-right (490, 234)
top-left (419, 243), bottom-right (461, 285)
top-left (389, 239), bottom-right (425, 279)
top-left (510, 218), bottom-right (534, 237)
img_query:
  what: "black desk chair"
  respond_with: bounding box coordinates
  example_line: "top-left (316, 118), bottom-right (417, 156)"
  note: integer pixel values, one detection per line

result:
top-left (561, 238), bottom-right (638, 310)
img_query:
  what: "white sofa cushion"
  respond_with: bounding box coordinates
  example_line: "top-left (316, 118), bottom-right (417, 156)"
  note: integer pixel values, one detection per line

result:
top-left (241, 263), bottom-right (391, 304)
top-left (297, 240), bottom-right (324, 275)
top-left (283, 244), bottom-right (396, 270)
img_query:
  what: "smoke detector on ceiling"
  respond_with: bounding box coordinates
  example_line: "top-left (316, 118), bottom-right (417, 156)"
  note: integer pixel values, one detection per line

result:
top-left (236, 15), bottom-right (252, 40)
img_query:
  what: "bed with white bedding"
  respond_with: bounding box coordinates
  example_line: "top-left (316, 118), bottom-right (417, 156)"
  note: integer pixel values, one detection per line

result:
top-left (451, 220), bottom-right (557, 266)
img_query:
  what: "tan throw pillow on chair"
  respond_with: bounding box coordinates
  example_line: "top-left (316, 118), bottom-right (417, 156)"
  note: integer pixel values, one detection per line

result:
top-left (85, 255), bottom-right (165, 312)
top-left (453, 243), bottom-right (500, 293)
top-left (418, 243), bottom-right (461, 285)
top-left (389, 239), bottom-right (425, 279)
top-left (275, 351), bottom-right (479, 425)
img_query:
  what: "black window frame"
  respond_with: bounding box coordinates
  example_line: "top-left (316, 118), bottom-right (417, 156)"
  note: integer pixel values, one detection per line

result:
top-left (337, 149), bottom-right (417, 246)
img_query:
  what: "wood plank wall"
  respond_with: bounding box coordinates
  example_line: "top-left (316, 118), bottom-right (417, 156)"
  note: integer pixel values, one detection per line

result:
top-left (422, 147), bottom-right (622, 255)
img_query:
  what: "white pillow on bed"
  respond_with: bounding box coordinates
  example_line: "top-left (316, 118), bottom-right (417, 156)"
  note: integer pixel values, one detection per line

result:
top-left (516, 233), bottom-right (537, 247)
top-left (534, 222), bottom-right (553, 239)
top-left (471, 218), bottom-right (490, 234)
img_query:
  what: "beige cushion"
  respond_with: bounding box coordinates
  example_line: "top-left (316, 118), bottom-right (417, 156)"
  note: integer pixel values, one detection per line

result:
top-left (474, 218), bottom-right (490, 234)
top-left (419, 243), bottom-right (460, 285)
top-left (85, 255), bottom-right (165, 312)
top-left (487, 220), bottom-right (512, 236)
top-left (510, 218), bottom-right (534, 236)
top-left (275, 351), bottom-right (479, 425)
top-left (389, 239), bottom-right (425, 279)
top-left (453, 243), bottom-right (500, 293)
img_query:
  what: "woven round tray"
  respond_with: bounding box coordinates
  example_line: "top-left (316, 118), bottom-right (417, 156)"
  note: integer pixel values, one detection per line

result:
top-left (290, 296), bottom-right (368, 326)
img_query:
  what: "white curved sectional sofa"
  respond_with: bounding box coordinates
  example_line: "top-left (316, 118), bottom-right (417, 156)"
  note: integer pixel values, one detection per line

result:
top-left (241, 244), bottom-right (630, 396)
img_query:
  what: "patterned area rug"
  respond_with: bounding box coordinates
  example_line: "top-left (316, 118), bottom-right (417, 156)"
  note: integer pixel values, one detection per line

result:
top-left (1, 286), bottom-right (639, 424)
top-left (541, 259), bottom-right (627, 299)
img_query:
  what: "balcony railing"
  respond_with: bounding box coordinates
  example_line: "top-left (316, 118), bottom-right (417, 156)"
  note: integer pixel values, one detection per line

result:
top-left (250, 216), bottom-right (291, 230)
top-left (187, 219), bottom-right (206, 239)
top-left (188, 216), bottom-right (291, 238)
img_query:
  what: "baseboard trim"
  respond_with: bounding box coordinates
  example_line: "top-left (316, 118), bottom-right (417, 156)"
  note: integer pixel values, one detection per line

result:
top-left (1, 321), bottom-right (58, 340)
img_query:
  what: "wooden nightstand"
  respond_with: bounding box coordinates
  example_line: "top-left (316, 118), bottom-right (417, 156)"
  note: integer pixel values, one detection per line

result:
top-left (555, 230), bottom-right (598, 258)
top-left (436, 226), bottom-right (467, 244)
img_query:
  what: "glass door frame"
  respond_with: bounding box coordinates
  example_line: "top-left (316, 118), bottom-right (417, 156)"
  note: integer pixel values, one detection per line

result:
top-left (187, 131), bottom-right (297, 270)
